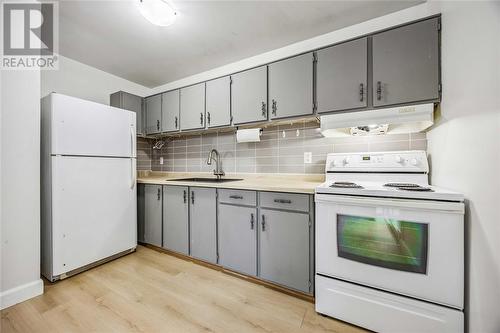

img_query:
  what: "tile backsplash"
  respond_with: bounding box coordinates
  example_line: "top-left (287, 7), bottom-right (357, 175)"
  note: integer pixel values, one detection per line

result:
top-left (140, 121), bottom-right (427, 174)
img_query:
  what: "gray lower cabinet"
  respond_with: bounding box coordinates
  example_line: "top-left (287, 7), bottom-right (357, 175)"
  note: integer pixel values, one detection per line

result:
top-left (162, 186), bottom-right (189, 255)
top-left (259, 208), bottom-right (311, 293)
top-left (268, 53), bottom-right (314, 119)
top-left (206, 76), bottom-right (231, 128)
top-left (231, 66), bottom-right (268, 124)
top-left (137, 184), bottom-right (145, 243)
top-left (110, 91), bottom-right (144, 135)
top-left (143, 184), bottom-right (162, 247)
top-left (218, 204), bottom-right (257, 276)
top-left (161, 90), bottom-right (180, 133)
top-left (189, 187), bottom-right (217, 263)
top-left (145, 94), bottom-right (162, 134)
top-left (180, 83), bottom-right (205, 131)
top-left (316, 38), bottom-right (368, 113)
top-left (372, 17), bottom-right (440, 107)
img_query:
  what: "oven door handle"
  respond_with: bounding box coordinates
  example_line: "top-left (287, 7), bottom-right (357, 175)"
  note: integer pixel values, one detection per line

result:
top-left (314, 194), bottom-right (464, 213)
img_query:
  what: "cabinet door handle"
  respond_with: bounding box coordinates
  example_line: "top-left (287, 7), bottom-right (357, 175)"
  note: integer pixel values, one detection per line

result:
top-left (200, 112), bottom-right (204, 126)
top-left (156, 119), bottom-right (160, 131)
top-left (376, 81), bottom-right (382, 101)
top-left (183, 190), bottom-right (187, 203)
top-left (261, 215), bottom-right (266, 231)
top-left (174, 116), bottom-right (178, 129)
top-left (261, 102), bottom-right (267, 118)
top-left (207, 112), bottom-right (211, 125)
top-left (229, 195), bottom-right (243, 199)
top-left (191, 191), bottom-right (194, 204)
top-left (274, 199), bottom-right (292, 204)
top-left (250, 213), bottom-right (254, 230)
top-left (272, 99), bottom-right (277, 116)
top-left (157, 187), bottom-right (161, 200)
top-left (359, 83), bottom-right (364, 102)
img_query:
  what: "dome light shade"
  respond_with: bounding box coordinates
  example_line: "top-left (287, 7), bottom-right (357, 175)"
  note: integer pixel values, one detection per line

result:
top-left (138, 0), bottom-right (177, 27)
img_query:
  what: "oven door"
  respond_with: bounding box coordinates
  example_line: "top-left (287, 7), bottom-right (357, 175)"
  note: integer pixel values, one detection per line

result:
top-left (315, 193), bottom-right (464, 309)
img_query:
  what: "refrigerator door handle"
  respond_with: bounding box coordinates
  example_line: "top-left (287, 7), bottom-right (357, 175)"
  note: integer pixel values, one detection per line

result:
top-left (130, 158), bottom-right (136, 189)
top-left (130, 126), bottom-right (135, 157)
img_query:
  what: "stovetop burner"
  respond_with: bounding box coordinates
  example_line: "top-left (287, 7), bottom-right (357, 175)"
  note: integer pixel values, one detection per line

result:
top-left (384, 183), bottom-right (420, 188)
top-left (398, 186), bottom-right (434, 192)
top-left (330, 181), bottom-right (363, 189)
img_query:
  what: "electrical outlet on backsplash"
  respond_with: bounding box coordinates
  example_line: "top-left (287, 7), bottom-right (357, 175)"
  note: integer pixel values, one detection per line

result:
top-left (138, 121), bottom-right (427, 174)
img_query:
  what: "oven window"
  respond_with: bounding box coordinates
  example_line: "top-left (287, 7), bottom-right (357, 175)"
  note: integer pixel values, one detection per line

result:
top-left (337, 214), bottom-right (428, 274)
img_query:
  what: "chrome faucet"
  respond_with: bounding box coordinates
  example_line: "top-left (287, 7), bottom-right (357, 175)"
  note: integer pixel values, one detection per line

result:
top-left (206, 149), bottom-right (225, 179)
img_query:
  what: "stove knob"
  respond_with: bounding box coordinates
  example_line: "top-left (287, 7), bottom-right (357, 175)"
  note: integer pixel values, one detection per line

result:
top-left (333, 160), bottom-right (341, 167)
top-left (410, 158), bottom-right (418, 166)
top-left (344, 157), bottom-right (350, 164)
top-left (395, 155), bottom-right (403, 163)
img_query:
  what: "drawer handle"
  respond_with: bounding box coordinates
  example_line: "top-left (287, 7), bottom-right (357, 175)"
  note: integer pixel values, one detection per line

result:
top-left (191, 191), bottom-right (194, 204)
top-left (200, 112), bottom-right (204, 126)
top-left (156, 119), bottom-right (160, 131)
top-left (272, 99), bottom-right (277, 116)
top-left (261, 215), bottom-right (266, 231)
top-left (174, 116), bottom-right (178, 129)
top-left (274, 199), bottom-right (292, 204)
top-left (359, 83), bottom-right (364, 102)
top-left (183, 190), bottom-right (187, 203)
top-left (261, 102), bottom-right (267, 118)
top-left (157, 187), bottom-right (161, 200)
top-left (250, 213), bottom-right (254, 230)
top-left (376, 81), bottom-right (382, 101)
top-left (229, 195), bottom-right (243, 199)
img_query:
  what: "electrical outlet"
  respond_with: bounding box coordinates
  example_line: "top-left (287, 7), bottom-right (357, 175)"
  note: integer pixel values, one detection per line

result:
top-left (304, 152), bottom-right (312, 164)
top-left (160, 157), bottom-right (164, 165)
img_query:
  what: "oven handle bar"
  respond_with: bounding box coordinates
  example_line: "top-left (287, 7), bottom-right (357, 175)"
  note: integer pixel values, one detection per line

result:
top-left (315, 194), bottom-right (464, 214)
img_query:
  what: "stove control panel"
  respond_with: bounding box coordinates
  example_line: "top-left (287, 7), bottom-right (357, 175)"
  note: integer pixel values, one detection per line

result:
top-left (326, 151), bottom-right (428, 173)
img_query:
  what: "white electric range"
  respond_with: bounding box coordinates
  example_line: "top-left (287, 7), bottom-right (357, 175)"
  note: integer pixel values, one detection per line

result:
top-left (315, 151), bottom-right (465, 333)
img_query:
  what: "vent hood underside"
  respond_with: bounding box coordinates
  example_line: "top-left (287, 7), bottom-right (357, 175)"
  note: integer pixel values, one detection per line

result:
top-left (320, 103), bottom-right (435, 137)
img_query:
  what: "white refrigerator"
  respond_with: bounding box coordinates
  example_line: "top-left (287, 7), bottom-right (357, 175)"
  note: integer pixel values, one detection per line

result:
top-left (41, 93), bottom-right (137, 281)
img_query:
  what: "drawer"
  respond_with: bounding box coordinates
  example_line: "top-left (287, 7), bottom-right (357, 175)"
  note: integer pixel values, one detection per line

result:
top-left (259, 192), bottom-right (310, 212)
top-left (218, 189), bottom-right (257, 206)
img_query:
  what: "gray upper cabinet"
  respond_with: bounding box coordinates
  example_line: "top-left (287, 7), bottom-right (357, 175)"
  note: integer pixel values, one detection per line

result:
top-left (162, 186), bottom-right (189, 255)
top-left (372, 17), bottom-right (440, 107)
top-left (231, 66), bottom-right (268, 125)
top-left (161, 90), bottom-right (180, 133)
top-left (180, 83), bottom-right (205, 131)
top-left (259, 209), bottom-right (310, 293)
top-left (145, 94), bottom-right (162, 135)
top-left (143, 184), bottom-right (162, 247)
top-left (268, 53), bottom-right (314, 119)
top-left (110, 91), bottom-right (145, 135)
top-left (189, 187), bottom-right (217, 264)
top-left (218, 204), bottom-right (257, 276)
top-left (206, 76), bottom-right (231, 128)
top-left (317, 38), bottom-right (368, 113)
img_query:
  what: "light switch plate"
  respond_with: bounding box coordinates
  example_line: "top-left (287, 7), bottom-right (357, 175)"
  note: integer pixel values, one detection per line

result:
top-left (304, 152), bottom-right (312, 164)
top-left (160, 157), bottom-right (164, 165)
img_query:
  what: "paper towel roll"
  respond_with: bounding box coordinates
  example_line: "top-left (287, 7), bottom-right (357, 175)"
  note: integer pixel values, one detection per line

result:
top-left (236, 128), bottom-right (261, 143)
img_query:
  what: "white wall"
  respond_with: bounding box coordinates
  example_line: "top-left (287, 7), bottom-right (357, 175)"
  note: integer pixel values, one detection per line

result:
top-left (426, 2), bottom-right (500, 333)
top-left (41, 55), bottom-right (152, 104)
top-left (0, 70), bottom-right (44, 309)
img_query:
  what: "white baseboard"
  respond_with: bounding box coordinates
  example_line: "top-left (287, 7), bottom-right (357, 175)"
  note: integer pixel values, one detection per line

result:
top-left (0, 279), bottom-right (44, 310)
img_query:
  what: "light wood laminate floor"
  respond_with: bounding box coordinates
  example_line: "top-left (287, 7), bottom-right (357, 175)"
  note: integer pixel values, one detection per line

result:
top-left (1, 246), bottom-right (369, 333)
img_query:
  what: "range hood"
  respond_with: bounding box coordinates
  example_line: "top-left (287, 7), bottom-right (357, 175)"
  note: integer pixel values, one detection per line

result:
top-left (320, 103), bottom-right (435, 137)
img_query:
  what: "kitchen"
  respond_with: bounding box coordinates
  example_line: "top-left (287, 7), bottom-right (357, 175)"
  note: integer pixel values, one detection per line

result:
top-left (1, 1), bottom-right (499, 333)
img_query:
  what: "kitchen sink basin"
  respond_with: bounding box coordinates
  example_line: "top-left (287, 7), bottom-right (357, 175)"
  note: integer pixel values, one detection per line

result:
top-left (166, 177), bottom-right (243, 183)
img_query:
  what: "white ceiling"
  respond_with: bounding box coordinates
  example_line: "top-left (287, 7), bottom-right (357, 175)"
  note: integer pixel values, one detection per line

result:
top-left (58, 1), bottom-right (422, 88)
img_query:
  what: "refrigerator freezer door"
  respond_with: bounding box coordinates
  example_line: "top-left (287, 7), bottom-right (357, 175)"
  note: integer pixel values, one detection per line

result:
top-left (48, 93), bottom-right (136, 157)
top-left (51, 156), bottom-right (137, 276)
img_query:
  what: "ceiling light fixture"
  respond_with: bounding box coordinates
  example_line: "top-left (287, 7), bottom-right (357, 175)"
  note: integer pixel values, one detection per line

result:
top-left (138, 0), bottom-right (178, 27)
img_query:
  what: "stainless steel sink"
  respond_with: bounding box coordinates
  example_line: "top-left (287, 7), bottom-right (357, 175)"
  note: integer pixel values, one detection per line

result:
top-left (166, 177), bottom-right (243, 183)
